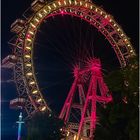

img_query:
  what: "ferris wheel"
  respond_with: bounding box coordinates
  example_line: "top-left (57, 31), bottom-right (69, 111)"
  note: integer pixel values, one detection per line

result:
top-left (2, 0), bottom-right (136, 139)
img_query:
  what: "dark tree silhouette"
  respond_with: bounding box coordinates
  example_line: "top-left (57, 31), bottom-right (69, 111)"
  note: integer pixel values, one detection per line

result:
top-left (25, 112), bottom-right (65, 140)
top-left (95, 56), bottom-right (139, 140)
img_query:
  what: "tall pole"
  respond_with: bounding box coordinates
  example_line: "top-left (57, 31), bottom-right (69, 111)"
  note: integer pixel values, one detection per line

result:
top-left (16, 112), bottom-right (24, 140)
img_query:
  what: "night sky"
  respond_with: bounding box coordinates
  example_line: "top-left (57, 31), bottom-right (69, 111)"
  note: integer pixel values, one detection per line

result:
top-left (1, 0), bottom-right (139, 139)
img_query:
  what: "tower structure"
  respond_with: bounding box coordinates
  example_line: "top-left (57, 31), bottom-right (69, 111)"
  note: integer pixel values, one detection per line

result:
top-left (59, 58), bottom-right (112, 139)
top-left (16, 112), bottom-right (24, 140)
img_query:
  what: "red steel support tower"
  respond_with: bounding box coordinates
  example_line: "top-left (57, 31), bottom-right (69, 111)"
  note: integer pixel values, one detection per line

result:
top-left (59, 58), bottom-right (112, 140)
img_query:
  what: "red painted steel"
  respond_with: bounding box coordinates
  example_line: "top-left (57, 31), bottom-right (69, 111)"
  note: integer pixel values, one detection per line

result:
top-left (59, 58), bottom-right (112, 139)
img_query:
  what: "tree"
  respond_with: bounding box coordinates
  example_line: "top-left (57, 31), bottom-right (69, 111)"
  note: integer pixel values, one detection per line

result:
top-left (95, 56), bottom-right (139, 140)
top-left (25, 112), bottom-right (65, 140)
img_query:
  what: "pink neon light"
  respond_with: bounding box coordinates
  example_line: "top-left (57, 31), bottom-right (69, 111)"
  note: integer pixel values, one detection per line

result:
top-left (26, 6), bottom-right (124, 69)
top-left (26, 34), bottom-right (31, 38)
top-left (73, 65), bottom-right (79, 78)
top-left (61, 11), bottom-right (64, 14)
top-left (59, 58), bottom-right (113, 139)
top-left (80, 15), bottom-right (83, 18)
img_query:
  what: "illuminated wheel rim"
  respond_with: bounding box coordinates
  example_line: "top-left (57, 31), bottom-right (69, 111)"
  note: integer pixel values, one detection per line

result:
top-left (14, 0), bottom-right (136, 118)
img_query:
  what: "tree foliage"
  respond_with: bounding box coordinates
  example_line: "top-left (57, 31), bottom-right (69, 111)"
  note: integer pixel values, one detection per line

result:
top-left (95, 56), bottom-right (139, 140)
top-left (25, 112), bottom-right (65, 140)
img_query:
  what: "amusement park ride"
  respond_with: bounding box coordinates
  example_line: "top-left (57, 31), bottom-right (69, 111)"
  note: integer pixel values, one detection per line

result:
top-left (2, 0), bottom-right (136, 139)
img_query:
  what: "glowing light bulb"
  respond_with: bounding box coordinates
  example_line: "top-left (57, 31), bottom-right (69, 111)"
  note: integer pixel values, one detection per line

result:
top-left (53, 3), bottom-right (56, 8)
top-left (27, 38), bottom-right (32, 42)
top-left (37, 98), bottom-right (42, 102)
top-left (117, 28), bottom-right (120, 31)
top-left (38, 13), bottom-right (43, 18)
top-left (90, 5), bottom-right (93, 9)
top-left (26, 64), bottom-right (32, 67)
top-left (32, 90), bottom-right (38, 94)
top-left (34, 18), bottom-right (39, 22)
top-left (61, 11), bottom-right (64, 14)
top-left (69, 0), bottom-right (71, 4)
top-left (29, 31), bottom-right (34, 35)
top-left (41, 106), bottom-right (46, 111)
top-left (43, 9), bottom-right (47, 14)
top-left (74, 0), bottom-right (77, 5)
top-left (30, 23), bottom-right (36, 28)
top-left (26, 47), bottom-right (31, 50)
top-left (27, 72), bottom-right (33, 76)
top-left (26, 34), bottom-right (30, 38)
top-left (113, 23), bottom-right (116, 27)
top-left (25, 55), bottom-right (31, 58)
top-left (74, 135), bottom-right (76, 140)
top-left (105, 15), bottom-right (107, 18)
top-left (67, 131), bottom-right (70, 136)
top-left (48, 6), bottom-right (51, 10)
top-left (29, 81), bottom-right (35, 85)
top-left (58, 1), bottom-right (61, 5)
top-left (64, 1), bottom-right (66, 5)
